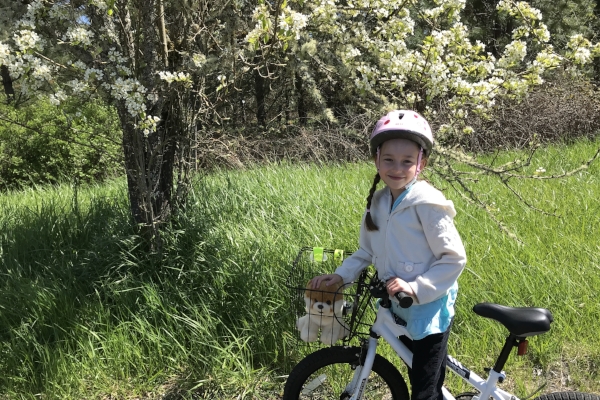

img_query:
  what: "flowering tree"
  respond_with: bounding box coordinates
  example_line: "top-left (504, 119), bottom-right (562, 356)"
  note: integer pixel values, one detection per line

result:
top-left (247, 0), bottom-right (599, 123)
top-left (1, 0), bottom-right (599, 244)
top-left (0, 0), bottom-right (228, 248)
top-left (244, 0), bottom-right (600, 233)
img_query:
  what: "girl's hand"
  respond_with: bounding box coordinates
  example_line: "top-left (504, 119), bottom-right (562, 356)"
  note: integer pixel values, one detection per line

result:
top-left (385, 277), bottom-right (415, 297)
top-left (310, 274), bottom-right (343, 289)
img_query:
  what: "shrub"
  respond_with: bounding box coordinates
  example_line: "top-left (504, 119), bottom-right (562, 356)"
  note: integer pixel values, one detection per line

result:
top-left (0, 98), bottom-right (123, 190)
top-left (194, 74), bottom-right (600, 169)
top-left (440, 74), bottom-right (600, 153)
top-left (195, 125), bottom-right (368, 171)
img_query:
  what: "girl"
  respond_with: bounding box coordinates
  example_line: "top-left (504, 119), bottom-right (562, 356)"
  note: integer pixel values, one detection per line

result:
top-left (311, 109), bottom-right (467, 400)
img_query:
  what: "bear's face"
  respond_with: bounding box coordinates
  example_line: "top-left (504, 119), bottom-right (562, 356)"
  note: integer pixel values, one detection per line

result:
top-left (303, 279), bottom-right (344, 317)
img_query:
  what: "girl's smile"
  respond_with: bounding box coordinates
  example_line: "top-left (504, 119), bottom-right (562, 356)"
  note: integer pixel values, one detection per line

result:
top-left (375, 138), bottom-right (423, 201)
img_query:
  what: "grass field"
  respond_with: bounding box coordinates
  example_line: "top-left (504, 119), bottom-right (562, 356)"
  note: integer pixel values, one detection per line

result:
top-left (0, 138), bottom-right (599, 399)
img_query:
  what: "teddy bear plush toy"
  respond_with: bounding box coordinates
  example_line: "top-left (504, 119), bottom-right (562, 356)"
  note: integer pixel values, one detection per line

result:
top-left (296, 278), bottom-right (350, 345)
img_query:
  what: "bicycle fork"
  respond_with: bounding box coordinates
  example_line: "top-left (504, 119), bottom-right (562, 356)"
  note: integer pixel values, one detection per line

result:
top-left (345, 312), bottom-right (415, 400)
top-left (344, 336), bottom-right (379, 400)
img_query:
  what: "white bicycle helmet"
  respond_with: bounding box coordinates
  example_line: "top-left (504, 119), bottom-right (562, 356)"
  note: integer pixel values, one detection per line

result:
top-left (369, 110), bottom-right (434, 157)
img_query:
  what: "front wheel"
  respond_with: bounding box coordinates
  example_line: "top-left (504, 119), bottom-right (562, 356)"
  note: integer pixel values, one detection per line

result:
top-left (283, 346), bottom-right (409, 400)
top-left (535, 393), bottom-right (600, 400)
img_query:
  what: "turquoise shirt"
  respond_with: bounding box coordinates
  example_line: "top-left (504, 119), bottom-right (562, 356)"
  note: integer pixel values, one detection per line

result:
top-left (389, 186), bottom-right (457, 340)
top-left (390, 282), bottom-right (457, 340)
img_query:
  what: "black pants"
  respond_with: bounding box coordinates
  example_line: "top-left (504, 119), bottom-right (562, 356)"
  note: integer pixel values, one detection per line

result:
top-left (400, 327), bottom-right (451, 400)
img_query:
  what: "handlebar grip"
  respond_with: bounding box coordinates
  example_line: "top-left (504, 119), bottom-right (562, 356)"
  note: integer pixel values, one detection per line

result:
top-left (395, 292), bottom-right (413, 308)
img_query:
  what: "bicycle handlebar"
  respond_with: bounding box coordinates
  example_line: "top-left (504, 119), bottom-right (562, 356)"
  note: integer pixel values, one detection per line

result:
top-left (369, 278), bottom-right (413, 309)
top-left (395, 291), bottom-right (413, 308)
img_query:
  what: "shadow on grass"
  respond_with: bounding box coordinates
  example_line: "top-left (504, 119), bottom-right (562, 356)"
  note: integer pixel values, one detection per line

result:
top-left (0, 186), bottom-right (296, 398)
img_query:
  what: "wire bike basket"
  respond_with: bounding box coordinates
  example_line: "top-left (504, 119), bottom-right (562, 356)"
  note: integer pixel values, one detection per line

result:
top-left (284, 246), bottom-right (376, 348)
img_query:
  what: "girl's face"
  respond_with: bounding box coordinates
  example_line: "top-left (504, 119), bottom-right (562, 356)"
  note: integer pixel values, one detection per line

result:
top-left (375, 138), bottom-right (424, 200)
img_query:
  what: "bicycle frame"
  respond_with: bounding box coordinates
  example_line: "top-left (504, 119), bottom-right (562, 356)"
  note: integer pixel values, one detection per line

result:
top-left (345, 305), bottom-right (520, 400)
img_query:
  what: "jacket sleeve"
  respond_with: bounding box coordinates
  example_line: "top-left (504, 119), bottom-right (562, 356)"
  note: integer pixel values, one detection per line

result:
top-left (334, 214), bottom-right (373, 284)
top-left (408, 203), bottom-right (467, 304)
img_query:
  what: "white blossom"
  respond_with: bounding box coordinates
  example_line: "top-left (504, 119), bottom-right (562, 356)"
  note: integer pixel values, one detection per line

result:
top-left (32, 64), bottom-right (52, 81)
top-left (17, 0), bottom-right (44, 29)
top-left (108, 48), bottom-right (127, 63)
top-left (84, 68), bottom-right (104, 81)
top-left (192, 53), bottom-right (207, 67)
top-left (138, 115), bottom-right (161, 137)
top-left (105, 77), bottom-right (148, 117)
top-left (158, 71), bottom-right (191, 84)
top-left (71, 60), bottom-right (88, 70)
top-left (14, 30), bottom-right (44, 52)
top-left (498, 40), bottom-right (527, 68)
top-left (0, 42), bottom-right (13, 65)
top-left (63, 26), bottom-right (95, 47)
top-left (49, 4), bottom-right (70, 20)
top-left (49, 90), bottom-right (67, 105)
top-left (90, 0), bottom-right (109, 11)
top-left (68, 79), bottom-right (88, 93)
top-left (573, 47), bottom-right (591, 64)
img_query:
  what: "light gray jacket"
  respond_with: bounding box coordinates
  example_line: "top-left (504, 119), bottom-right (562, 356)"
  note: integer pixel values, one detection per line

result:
top-left (335, 181), bottom-right (467, 305)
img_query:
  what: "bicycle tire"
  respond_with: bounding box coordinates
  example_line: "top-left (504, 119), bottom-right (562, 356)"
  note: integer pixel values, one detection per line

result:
top-left (455, 393), bottom-right (478, 400)
top-left (283, 346), bottom-right (410, 400)
top-left (534, 393), bottom-right (600, 400)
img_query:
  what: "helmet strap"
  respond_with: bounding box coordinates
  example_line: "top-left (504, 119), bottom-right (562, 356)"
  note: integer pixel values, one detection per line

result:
top-left (404, 147), bottom-right (423, 190)
top-left (415, 147), bottom-right (423, 174)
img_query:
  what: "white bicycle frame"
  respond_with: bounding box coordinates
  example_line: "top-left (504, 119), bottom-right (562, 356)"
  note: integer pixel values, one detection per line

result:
top-left (344, 305), bottom-right (518, 400)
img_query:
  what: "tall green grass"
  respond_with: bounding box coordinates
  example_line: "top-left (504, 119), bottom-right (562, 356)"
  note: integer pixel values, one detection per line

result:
top-left (0, 139), bottom-right (599, 399)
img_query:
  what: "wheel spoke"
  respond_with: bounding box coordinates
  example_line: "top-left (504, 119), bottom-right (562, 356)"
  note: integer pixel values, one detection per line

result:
top-left (301, 374), bottom-right (327, 396)
top-left (297, 362), bottom-right (394, 399)
top-left (283, 347), bottom-right (409, 400)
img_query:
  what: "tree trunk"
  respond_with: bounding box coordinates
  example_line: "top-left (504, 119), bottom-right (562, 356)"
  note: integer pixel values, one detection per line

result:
top-left (254, 65), bottom-right (266, 127)
top-left (152, 107), bottom-right (175, 222)
top-left (594, 0), bottom-right (600, 83)
top-left (118, 105), bottom-right (148, 225)
top-left (109, 0), bottom-right (171, 250)
top-left (295, 72), bottom-right (307, 126)
top-left (117, 102), bottom-right (174, 251)
top-left (1, 65), bottom-right (15, 101)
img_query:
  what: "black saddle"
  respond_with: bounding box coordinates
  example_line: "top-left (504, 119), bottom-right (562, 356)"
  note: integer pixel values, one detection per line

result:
top-left (473, 303), bottom-right (553, 337)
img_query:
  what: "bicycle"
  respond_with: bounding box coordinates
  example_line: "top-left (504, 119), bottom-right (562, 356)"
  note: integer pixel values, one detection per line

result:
top-left (282, 247), bottom-right (599, 400)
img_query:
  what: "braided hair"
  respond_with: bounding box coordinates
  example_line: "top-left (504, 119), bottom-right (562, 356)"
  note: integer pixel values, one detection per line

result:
top-left (364, 172), bottom-right (381, 231)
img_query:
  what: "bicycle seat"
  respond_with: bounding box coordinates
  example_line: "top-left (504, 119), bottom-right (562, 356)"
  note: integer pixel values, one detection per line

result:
top-left (473, 303), bottom-right (553, 337)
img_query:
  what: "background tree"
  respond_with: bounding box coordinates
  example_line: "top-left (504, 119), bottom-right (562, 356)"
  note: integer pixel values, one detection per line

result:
top-left (0, 0), bottom-right (227, 248)
top-left (1, 0), bottom-right (599, 246)
top-left (0, 0), bottom-right (29, 100)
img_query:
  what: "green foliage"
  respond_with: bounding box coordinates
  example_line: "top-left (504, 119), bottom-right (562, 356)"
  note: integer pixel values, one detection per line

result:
top-left (462, 0), bottom-right (598, 57)
top-left (0, 139), bottom-right (599, 398)
top-left (0, 0), bottom-right (27, 42)
top-left (529, 0), bottom-right (598, 47)
top-left (0, 97), bottom-right (123, 190)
